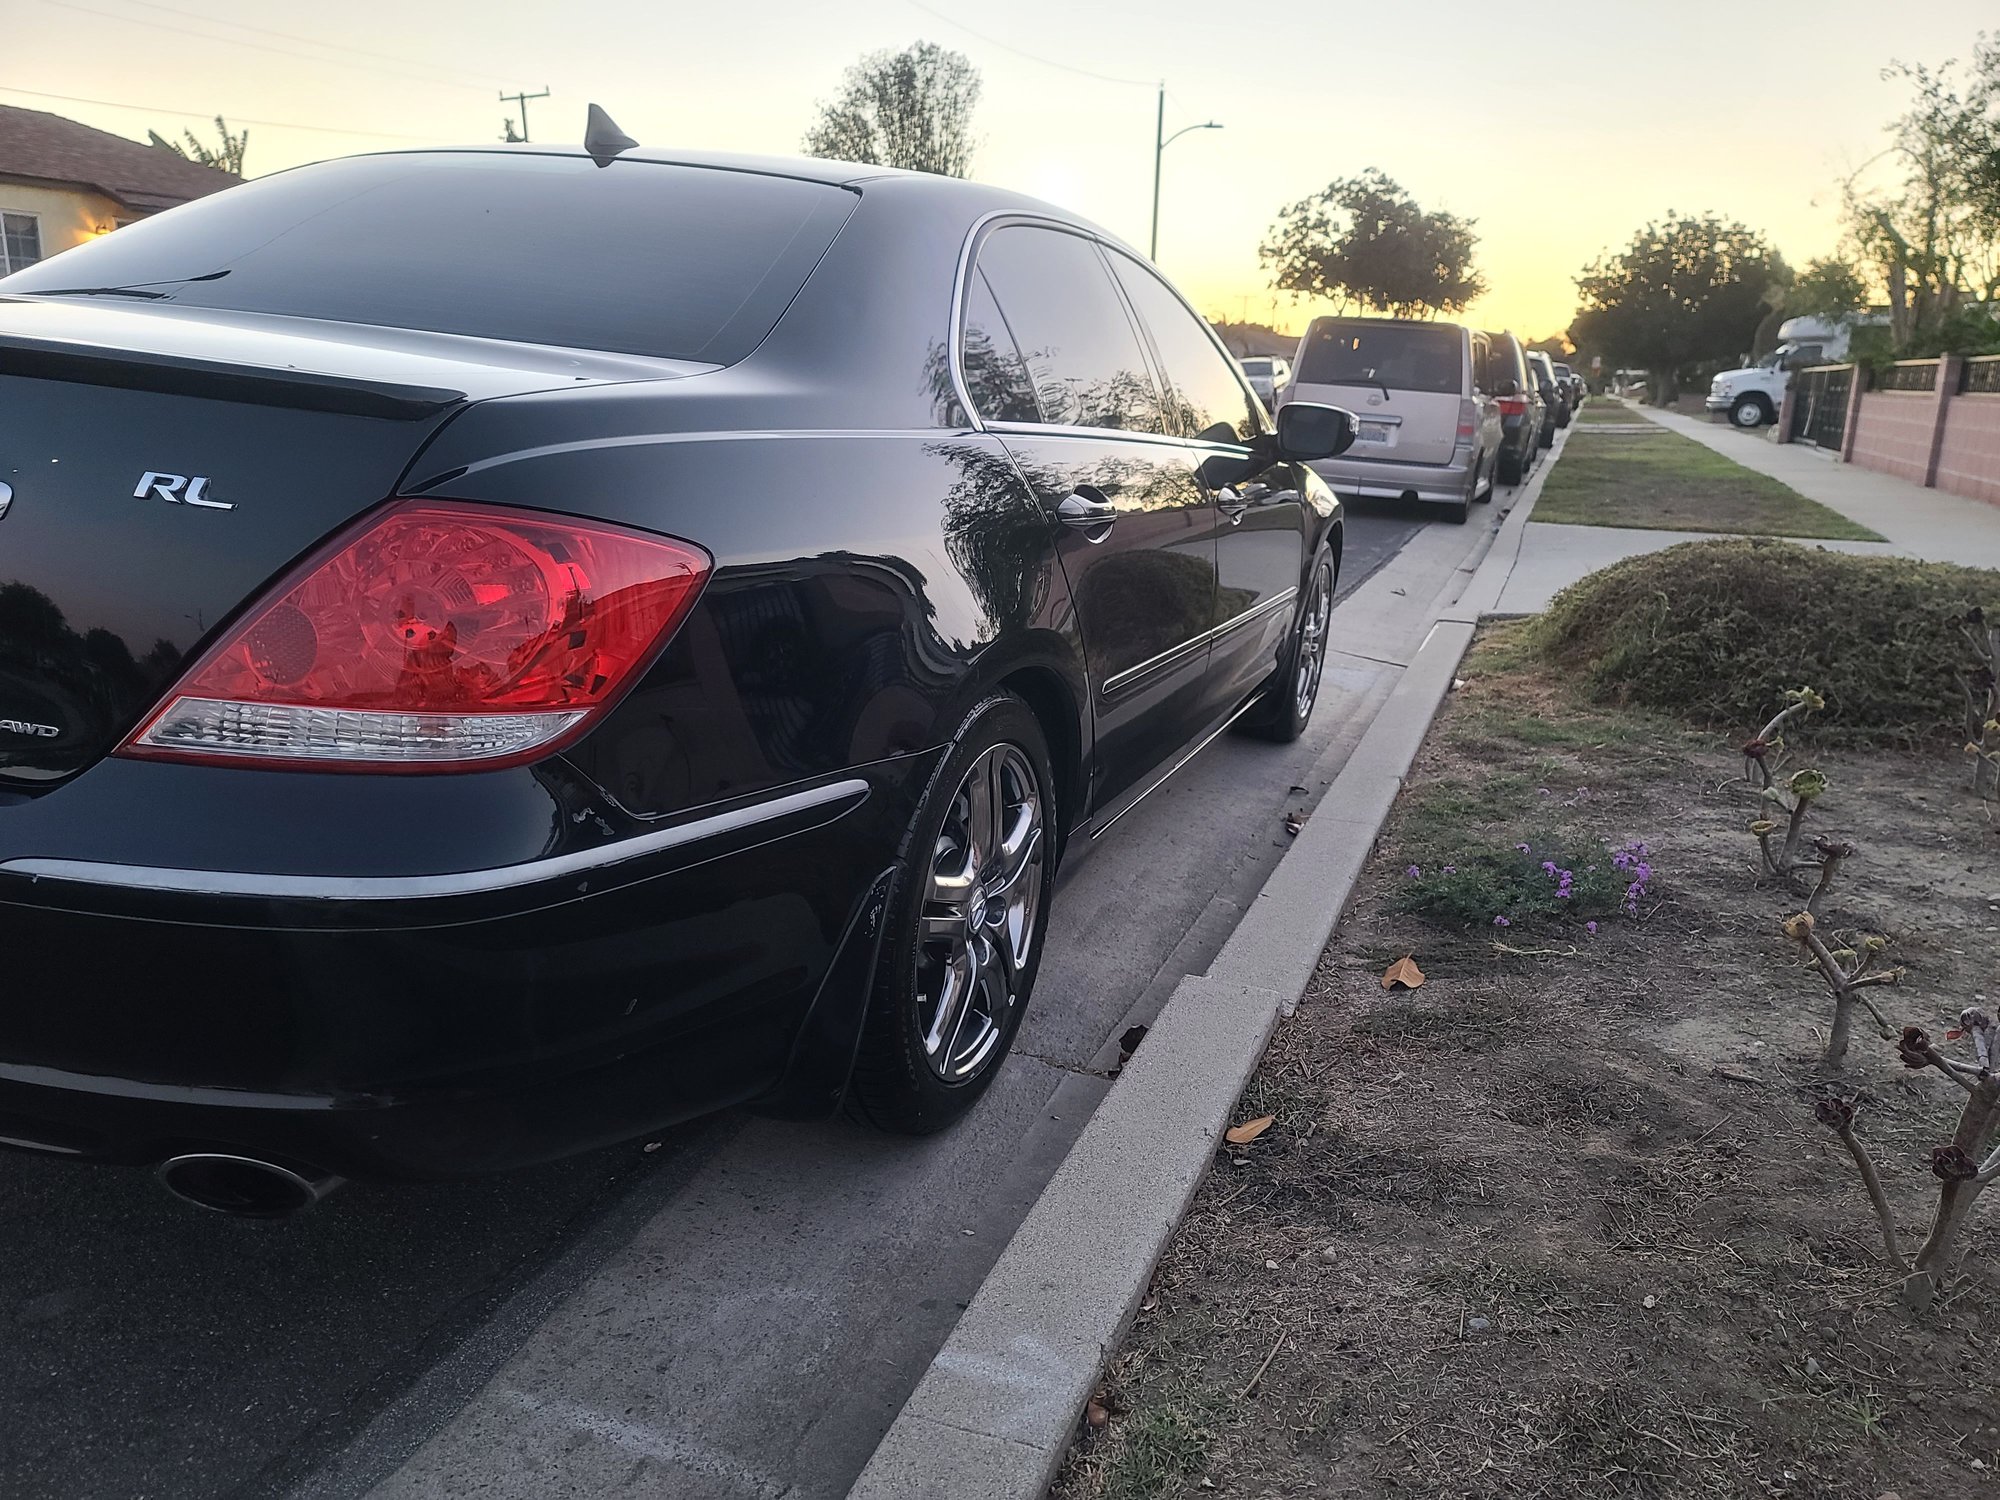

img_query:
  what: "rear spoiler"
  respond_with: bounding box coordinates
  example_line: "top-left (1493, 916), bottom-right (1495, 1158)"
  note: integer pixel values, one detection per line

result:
top-left (0, 331), bottom-right (465, 420)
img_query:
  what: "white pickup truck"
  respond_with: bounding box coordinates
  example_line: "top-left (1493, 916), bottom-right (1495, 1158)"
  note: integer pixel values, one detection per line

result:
top-left (1705, 316), bottom-right (1853, 428)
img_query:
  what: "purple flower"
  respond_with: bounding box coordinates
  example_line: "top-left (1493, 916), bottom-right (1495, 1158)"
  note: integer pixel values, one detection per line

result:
top-left (1493, 915), bottom-right (1511, 927)
top-left (1555, 889), bottom-right (1572, 899)
top-left (1406, 865), bottom-right (1422, 878)
top-left (1586, 921), bottom-right (1599, 934)
top-left (1541, 861), bottom-right (1558, 875)
top-left (1515, 843), bottom-right (1532, 854)
top-left (1442, 865), bottom-right (1457, 874)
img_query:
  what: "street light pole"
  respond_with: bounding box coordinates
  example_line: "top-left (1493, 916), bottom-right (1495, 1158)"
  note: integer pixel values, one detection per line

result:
top-left (1149, 84), bottom-right (1221, 263)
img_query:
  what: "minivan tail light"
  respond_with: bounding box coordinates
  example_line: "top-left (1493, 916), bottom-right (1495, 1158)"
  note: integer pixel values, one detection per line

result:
top-left (1456, 398), bottom-right (1478, 443)
top-left (122, 500), bottom-right (710, 771)
top-left (1496, 395), bottom-right (1528, 417)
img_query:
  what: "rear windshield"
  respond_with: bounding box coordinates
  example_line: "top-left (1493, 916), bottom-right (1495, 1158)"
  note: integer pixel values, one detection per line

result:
top-left (1240, 358), bottom-right (1274, 375)
top-left (1296, 321), bottom-right (1462, 394)
top-left (0, 153), bottom-right (856, 364)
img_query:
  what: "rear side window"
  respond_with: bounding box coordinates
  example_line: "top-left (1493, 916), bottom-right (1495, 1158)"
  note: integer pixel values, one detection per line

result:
top-left (1108, 251), bottom-right (1259, 445)
top-left (960, 268), bottom-right (1041, 423)
top-left (1297, 321), bottom-right (1464, 395)
top-left (969, 225), bottom-right (1159, 432)
top-left (0, 153), bottom-right (856, 364)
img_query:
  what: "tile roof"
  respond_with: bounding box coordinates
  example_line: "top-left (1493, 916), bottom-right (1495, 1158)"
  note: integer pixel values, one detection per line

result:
top-left (0, 103), bottom-right (241, 213)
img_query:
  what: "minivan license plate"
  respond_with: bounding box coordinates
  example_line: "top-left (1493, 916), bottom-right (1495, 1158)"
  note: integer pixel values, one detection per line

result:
top-left (1356, 421), bottom-right (1394, 446)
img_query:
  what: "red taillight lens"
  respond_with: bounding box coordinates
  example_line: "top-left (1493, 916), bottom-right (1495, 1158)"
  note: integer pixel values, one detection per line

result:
top-left (122, 500), bottom-right (711, 771)
top-left (1496, 396), bottom-right (1528, 417)
top-left (1455, 397), bottom-right (1478, 443)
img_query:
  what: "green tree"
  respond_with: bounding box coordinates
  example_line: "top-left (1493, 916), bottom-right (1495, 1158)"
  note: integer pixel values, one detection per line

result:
top-left (148, 115), bottom-right (247, 176)
top-left (1844, 38), bottom-right (2000, 351)
top-left (802, 41), bottom-right (980, 178)
top-left (1569, 214), bottom-right (1789, 404)
top-left (1259, 169), bottom-right (1486, 320)
top-left (1784, 256), bottom-right (1871, 320)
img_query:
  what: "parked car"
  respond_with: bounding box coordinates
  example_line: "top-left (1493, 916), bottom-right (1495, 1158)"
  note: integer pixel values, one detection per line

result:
top-left (1484, 331), bottom-right (1542, 483)
top-left (1238, 355), bottom-right (1291, 408)
top-left (1704, 314), bottom-right (1884, 428)
top-left (0, 139), bottom-right (1359, 1213)
top-left (1552, 361), bottom-right (1584, 407)
top-left (1528, 350), bottom-right (1566, 442)
top-left (1282, 315), bottom-right (1502, 525)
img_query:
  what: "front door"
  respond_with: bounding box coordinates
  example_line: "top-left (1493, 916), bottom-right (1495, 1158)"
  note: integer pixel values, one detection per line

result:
top-left (1104, 249), bottom-right (1308, 721)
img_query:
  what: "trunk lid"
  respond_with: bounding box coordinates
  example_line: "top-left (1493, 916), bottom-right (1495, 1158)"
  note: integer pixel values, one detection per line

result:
top-left (1290, 319), bottom-right (1470, 466)
top-left (0, 297), bottom-right (705, 785)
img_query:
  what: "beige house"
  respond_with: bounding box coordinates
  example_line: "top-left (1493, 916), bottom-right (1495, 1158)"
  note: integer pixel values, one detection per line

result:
top-left (0, 104), bottom-right (239, 274)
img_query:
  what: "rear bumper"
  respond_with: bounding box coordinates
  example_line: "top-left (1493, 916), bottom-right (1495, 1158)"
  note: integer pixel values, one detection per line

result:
top-left (1308, 449), bottom-right (1475, 507)
top-left (0, 757), bottom-right (930, 1179)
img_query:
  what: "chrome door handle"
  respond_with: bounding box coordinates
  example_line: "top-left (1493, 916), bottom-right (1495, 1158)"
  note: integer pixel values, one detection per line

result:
top-left (1053, 491), bottom-right (1118, 535)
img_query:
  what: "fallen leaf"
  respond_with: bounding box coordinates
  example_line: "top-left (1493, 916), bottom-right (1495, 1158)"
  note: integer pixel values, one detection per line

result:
top-left (1283, 812), bottom-right (1305, 837)
top-left (1225, 1114), bottom-right (1275, 1145)
top-left (1642, 1293), bottom-right (1658, 1309)
top-left (1085, 1393), bottom-right (1109, 1430)
top-left (1381, 955), bottom-right (1426, 991)
top-left (1118, 1024), bottom-right (1149, 1058)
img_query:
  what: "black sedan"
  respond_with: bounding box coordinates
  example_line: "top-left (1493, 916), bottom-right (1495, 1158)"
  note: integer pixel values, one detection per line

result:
top-left (0, 132), bottom-right (1352, 1214)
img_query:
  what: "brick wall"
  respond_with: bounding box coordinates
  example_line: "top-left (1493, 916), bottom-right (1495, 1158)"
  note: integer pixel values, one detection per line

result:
top-left (1849, 391), bottom-right (1937, 483)
top-left (1802, 355), bottom-right (2000, 506)
top-left (1935, 395), bottom-right (2000, 506)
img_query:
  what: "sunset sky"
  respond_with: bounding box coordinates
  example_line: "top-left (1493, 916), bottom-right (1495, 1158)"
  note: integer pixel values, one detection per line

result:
top-left (9, 0), bottom-right (1995, 338)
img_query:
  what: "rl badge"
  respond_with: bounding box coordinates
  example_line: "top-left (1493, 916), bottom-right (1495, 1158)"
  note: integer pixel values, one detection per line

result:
top-left (134, 471), bottom-right (232, 510)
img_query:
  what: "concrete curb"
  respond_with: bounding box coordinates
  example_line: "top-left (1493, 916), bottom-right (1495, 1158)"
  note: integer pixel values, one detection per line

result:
top-left (849, 443), bottom-right (1562, 1500)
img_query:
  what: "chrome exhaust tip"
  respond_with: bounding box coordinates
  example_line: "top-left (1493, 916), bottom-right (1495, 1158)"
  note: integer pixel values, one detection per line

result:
top-left (156, 1152), bottom-right (343, 1219)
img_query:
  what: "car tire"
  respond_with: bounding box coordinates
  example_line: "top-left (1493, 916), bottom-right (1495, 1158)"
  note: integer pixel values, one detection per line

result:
top-left (1729, 394), bottom-right (1771, 429)
top-left (1239, 547), bottom-right (1336, 744)
top-left (1497, 447), bottom-right (1523, 486)
top-left (847, 693), bottom-right (1056, 1135)
top-left (1440, 496), bottom-right (1470, 524)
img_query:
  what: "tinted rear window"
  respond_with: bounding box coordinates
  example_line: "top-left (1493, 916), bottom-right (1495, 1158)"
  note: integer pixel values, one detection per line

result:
top-left (1296, 321), bottom-right (1462, 394)
top-left (0, 153), bottom-right (856, 364)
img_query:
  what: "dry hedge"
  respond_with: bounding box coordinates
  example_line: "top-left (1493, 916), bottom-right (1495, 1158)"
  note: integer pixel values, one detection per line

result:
top-left (1532, 539), bottom-right (2000, 746)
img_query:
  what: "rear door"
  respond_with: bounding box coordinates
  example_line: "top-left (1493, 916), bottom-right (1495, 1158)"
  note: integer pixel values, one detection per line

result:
top-left (962, 223), bottom-right (1218, 815)
top-left (1293, 320), bottom-right (1466, 464)
top-left (1104, 248), bottom-right (1306, 722)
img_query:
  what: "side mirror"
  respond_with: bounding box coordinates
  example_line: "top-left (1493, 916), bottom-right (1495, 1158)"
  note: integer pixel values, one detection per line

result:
top-left (1275, 401), bottom-right (1355, 461)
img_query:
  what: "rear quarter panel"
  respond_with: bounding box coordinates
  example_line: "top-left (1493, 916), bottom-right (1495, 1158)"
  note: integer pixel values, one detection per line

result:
top-left (407, 413), bottom-right (1087, 824)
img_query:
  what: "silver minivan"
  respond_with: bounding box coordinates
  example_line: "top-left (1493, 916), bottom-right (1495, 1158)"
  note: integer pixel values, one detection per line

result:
top-left (1281, 316), bottom-right (1501, 524)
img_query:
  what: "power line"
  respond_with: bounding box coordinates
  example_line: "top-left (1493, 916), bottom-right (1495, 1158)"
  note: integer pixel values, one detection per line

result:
top-left (27, 0), bottom-right (496, 94)
top-left (0, 83), bottom-right (439, 141)
top-left (900, 0), bottom-right (1154, 87)
top-left (98, 0), bottom-right (506, 92)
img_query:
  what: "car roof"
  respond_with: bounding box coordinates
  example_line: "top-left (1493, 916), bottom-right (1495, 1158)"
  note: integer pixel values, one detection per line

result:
top-left (354, 144), bottom-right (1136, 251)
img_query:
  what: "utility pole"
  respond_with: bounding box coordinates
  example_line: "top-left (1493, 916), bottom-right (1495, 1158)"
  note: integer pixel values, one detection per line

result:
top-left (1149, 84), bottom-right (1221, 263)
top-left (500, 87), bottom-right (551, 143)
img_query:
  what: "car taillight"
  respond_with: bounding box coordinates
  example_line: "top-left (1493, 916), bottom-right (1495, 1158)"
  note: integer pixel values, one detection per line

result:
top-left (121, 500), bottom-right (711, 772)
top-left (1456, 398), bottom-right (1478, 443)
top-left (1496, 396), bottom-right (1528, 417)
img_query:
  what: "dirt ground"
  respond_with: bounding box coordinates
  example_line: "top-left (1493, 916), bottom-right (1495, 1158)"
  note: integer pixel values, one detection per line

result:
top-left (1054, 626), bottom-right (2000, 1500)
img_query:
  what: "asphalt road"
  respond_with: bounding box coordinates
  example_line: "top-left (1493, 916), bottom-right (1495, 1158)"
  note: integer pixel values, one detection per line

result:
top-left (0, 501), bottom-right (1442, 1500)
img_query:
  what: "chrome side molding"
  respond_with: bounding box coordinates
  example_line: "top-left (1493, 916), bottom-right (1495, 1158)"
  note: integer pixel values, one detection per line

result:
top-left (0, 777), bottom-right (870, 902)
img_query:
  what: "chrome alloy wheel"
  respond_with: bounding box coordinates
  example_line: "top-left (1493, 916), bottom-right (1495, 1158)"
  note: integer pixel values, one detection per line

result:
top-left (1294, 562), bottom-right (1332, 720)
top-left (917, 743), bottom-right (1045, 1082)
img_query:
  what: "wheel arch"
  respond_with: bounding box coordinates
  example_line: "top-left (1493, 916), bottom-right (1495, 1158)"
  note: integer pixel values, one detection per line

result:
top-left (995, 661), bottom-right (1085, 857)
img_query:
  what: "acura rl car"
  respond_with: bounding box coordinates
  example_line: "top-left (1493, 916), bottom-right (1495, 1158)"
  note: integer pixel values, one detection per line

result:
top-left (0, 125), bottom-right (1354, 1214)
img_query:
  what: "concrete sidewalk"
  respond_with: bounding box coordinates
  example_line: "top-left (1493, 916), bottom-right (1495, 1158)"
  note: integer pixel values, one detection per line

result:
top-left (1494, 403), bottom-right (2000, 614)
